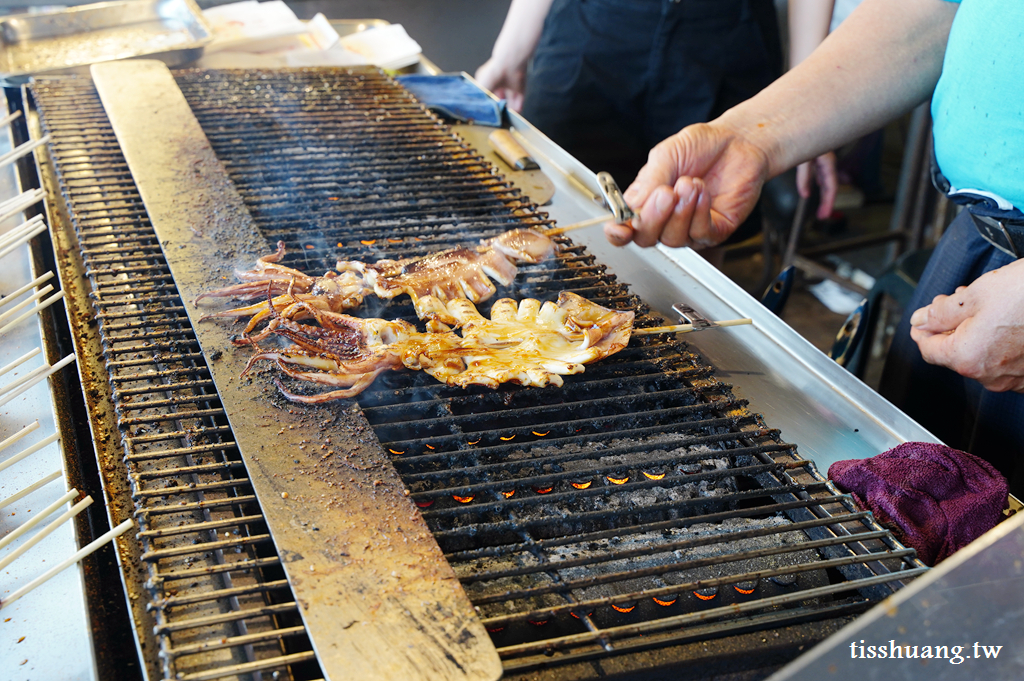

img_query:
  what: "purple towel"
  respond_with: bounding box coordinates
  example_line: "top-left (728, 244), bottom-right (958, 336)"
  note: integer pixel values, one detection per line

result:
top-left (829, 442), bottom-right (1007, 565)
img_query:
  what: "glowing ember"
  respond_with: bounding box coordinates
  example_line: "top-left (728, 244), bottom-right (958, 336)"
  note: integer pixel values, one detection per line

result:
top-left (532, 485), bottom-right (554, 494)
top-left (611, 603), bottom-right (636, 613)
top-left (467, 439), bottom-right (480, 445)
top-left (414, 499), bottom-right (434, 508)
top-left (328, 197), bottom-right (339, 200)
top-left (652, 595), bottom-right (677, 606)
top-left (570, 609), bottom-right (594, 620)
top-left (606, 475), bottom-right (629, 485)
top-left (305, 244), bottom-right (315, 250)
top-left (571, 480), bottom-right (592, 490)
top-left (501, 489), bottom-right (515, 498)
top-left (642, 470), bottom-right (666, 481)
top-left (499, 435), bottom-right (516, 441)
top-left (527, 617), bottom-right (550, 627)
top-left (693, 587), bottom-right (718, 601)
top-left (388, 238), bottom-right (403, 243)
top-left (452, 495), bottom-right (475, 504)
top-left (425, 444), bottom-right (435, 450)
top-left (388, 448), bottom-right (405, 455)
top-left (361, 240), bottom-right (376, 245)
top-left (336, 242), bottom-right (344, 248)
top-left (734, 584), bottom-right (756, 595)
top-left (531, 431), bottom-right (550, 437)
top-left (486, 626), bottom-right (505, 633)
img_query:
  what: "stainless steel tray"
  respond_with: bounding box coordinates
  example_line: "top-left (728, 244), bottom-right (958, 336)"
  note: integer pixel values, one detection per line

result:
top-left (0, 0), bottom-right (212, 84)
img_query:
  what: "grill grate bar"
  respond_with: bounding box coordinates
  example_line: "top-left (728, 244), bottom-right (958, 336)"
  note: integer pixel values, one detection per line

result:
top-left (483, 547), bottom-right (918, 628)
top-left (444, 494), bottom-right (850, 562)
top-left (431, 482), bottom-right (831, 542)
top-left (465, 512), bottom-right (874, 593)
top-left (33, 75), bottom-right (321, 681)
top-left (496, 568), bottom-right (929, 660)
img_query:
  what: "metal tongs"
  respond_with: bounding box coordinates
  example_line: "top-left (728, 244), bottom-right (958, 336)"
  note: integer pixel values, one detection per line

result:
top-left (543, 171), bottom-right (634, 236)
top-left (597, 171), bottom-right (635, 226)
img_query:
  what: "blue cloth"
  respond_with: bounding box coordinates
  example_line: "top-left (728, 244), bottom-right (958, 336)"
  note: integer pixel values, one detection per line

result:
top-left (395, 74), bottom-right (505, 127)
top-left (932, 0), bottom-right (1024, 208)
top-left (879, 210), bottom-right (1024, 498)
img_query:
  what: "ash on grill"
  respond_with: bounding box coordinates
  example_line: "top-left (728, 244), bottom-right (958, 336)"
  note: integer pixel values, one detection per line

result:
top-left (27, 65), bottom-right (926, 681)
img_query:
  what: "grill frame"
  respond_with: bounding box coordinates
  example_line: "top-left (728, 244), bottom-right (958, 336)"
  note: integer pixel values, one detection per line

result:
top-left (24, 67), bottom-right (933, 679)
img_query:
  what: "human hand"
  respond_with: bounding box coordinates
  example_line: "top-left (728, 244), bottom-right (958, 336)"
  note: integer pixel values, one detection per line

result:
top-left (796, 151), bottom-right (838, 220)
top-left (909, 258), bottom-right (1024, 392)
top-left (605, 122), bottom-right (771, 249)
top-left (475, 58), bottom-right (527, 112)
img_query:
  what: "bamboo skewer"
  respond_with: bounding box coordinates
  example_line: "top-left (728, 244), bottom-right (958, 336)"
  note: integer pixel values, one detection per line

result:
top-left (632, 318), bottom-right (753, 335)
top-left (0, 218), bottom-right (47, 260)
top-left (0, 495), bottom-right (92, 573)
top-left (0, 433), bottom-right (59, 475)
top-left (0, 189), bottom-right (43, 217)
top-left (0, 271), bottom-right (54, 310)
top-left (0, 421), bottom-right (40, 453)
top-left (0, 348), bottom-right (41, 377)
top-left (0, 110), bottom-right (23, 129)
top-left (0, 517), bottom-right (135, 611)
top-left (0, 134), bottom-right (50, 170)
top-left (0, 353), bottom-right (76, 407)
top-left (0, 290), bottom-right (65, 337)
top-left (0, 488), bottom-right (77, 552)
top-left (0, 470), bottom-right (62, 511)
top-left (0, 192), bottom-right (44, 226)
top-left (0, 284), bottom-right (54, 324)
top-left (0, 214), bottom-right (44, 248)
top-left (543, 214), bottom-right (614, 236)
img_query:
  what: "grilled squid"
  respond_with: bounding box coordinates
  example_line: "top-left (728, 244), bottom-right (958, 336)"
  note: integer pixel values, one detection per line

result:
top-left (243, 291), bottom-right (633, 403)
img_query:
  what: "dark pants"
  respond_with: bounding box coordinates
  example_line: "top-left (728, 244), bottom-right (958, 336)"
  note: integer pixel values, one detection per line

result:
top-left (521, 0), bottom-right (781, 242)
top-left (880, 210), bottom-right (1024, 497)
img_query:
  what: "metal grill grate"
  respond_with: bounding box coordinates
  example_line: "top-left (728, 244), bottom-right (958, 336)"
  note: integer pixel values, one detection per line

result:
top-left (28, 67), bottom-right (927, 679)
top-left (174, 68), bottom-right (927, 674)
top-left (31, 78), bottom-right (322, 681)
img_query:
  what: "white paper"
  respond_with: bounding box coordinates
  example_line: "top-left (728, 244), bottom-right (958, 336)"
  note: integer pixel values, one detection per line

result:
top-left (338, 24), bottom-right (422, 70)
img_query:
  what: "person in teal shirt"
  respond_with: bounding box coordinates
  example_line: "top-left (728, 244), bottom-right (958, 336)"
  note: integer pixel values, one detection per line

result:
top-left (600, 0), bottom-right (1024, 495)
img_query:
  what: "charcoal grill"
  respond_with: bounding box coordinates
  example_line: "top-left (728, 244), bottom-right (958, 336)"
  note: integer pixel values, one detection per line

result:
top-left (15, 61), bottom-right (938, 681)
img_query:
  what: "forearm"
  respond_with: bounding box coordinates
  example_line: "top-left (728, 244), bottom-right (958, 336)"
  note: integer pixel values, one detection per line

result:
top-left (723, 0), bottom-right (957, 178)
top-left (788, 0), bottom-right (834, 67)
top-left (489, 0), bottom-right (556, 69)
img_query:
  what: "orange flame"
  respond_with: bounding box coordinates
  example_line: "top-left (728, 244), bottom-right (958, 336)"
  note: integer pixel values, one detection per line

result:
top-left (425, 444), bottom-right (435, 450)
top-left (467, 439), bottom-right (480, 445)
top-left (452, 495), bottom-right (475, 504)
top-left (388, 449), bottom-right (405, 455)
top-left (642, 471), bottom-right (666, 481)
top-left (693, 590), bottom-right (717, 601)
top-left (500, 435), bottom-right (516, 441)
top-left (501, 489), bottom-right (515, 498)
top-left (361, 240), bottom-right (376, 246)
top-left (532, 486), bottom-right (554, 495)
top-left (305, 244), bottom-right (315, 250)
top-left (569, 610), bottom-right (594, 620)
top-left (652, 595), bottom-right (677, 606)
top-left (337, 242), bottom-right (344, 248)
top-left (734, 584), bottom-right (756, 595)
top-left (571, 480), bottom-right (592, 490)
top-left (532, 431), bottom-right (550, 437)
top-left (611, 603), bottom-right (636, 613)
top-left (388, 238), bottom-right (403, 243)
top-left (606, 475), bottom-right (629, 485)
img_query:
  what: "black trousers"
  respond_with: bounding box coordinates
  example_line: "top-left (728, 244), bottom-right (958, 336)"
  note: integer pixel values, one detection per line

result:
top-left (521, 0), bottom-right (781, 241)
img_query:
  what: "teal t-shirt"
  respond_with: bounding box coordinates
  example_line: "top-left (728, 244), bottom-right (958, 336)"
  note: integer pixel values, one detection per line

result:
top-left (931, 0), bottom-right (1024, 208)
